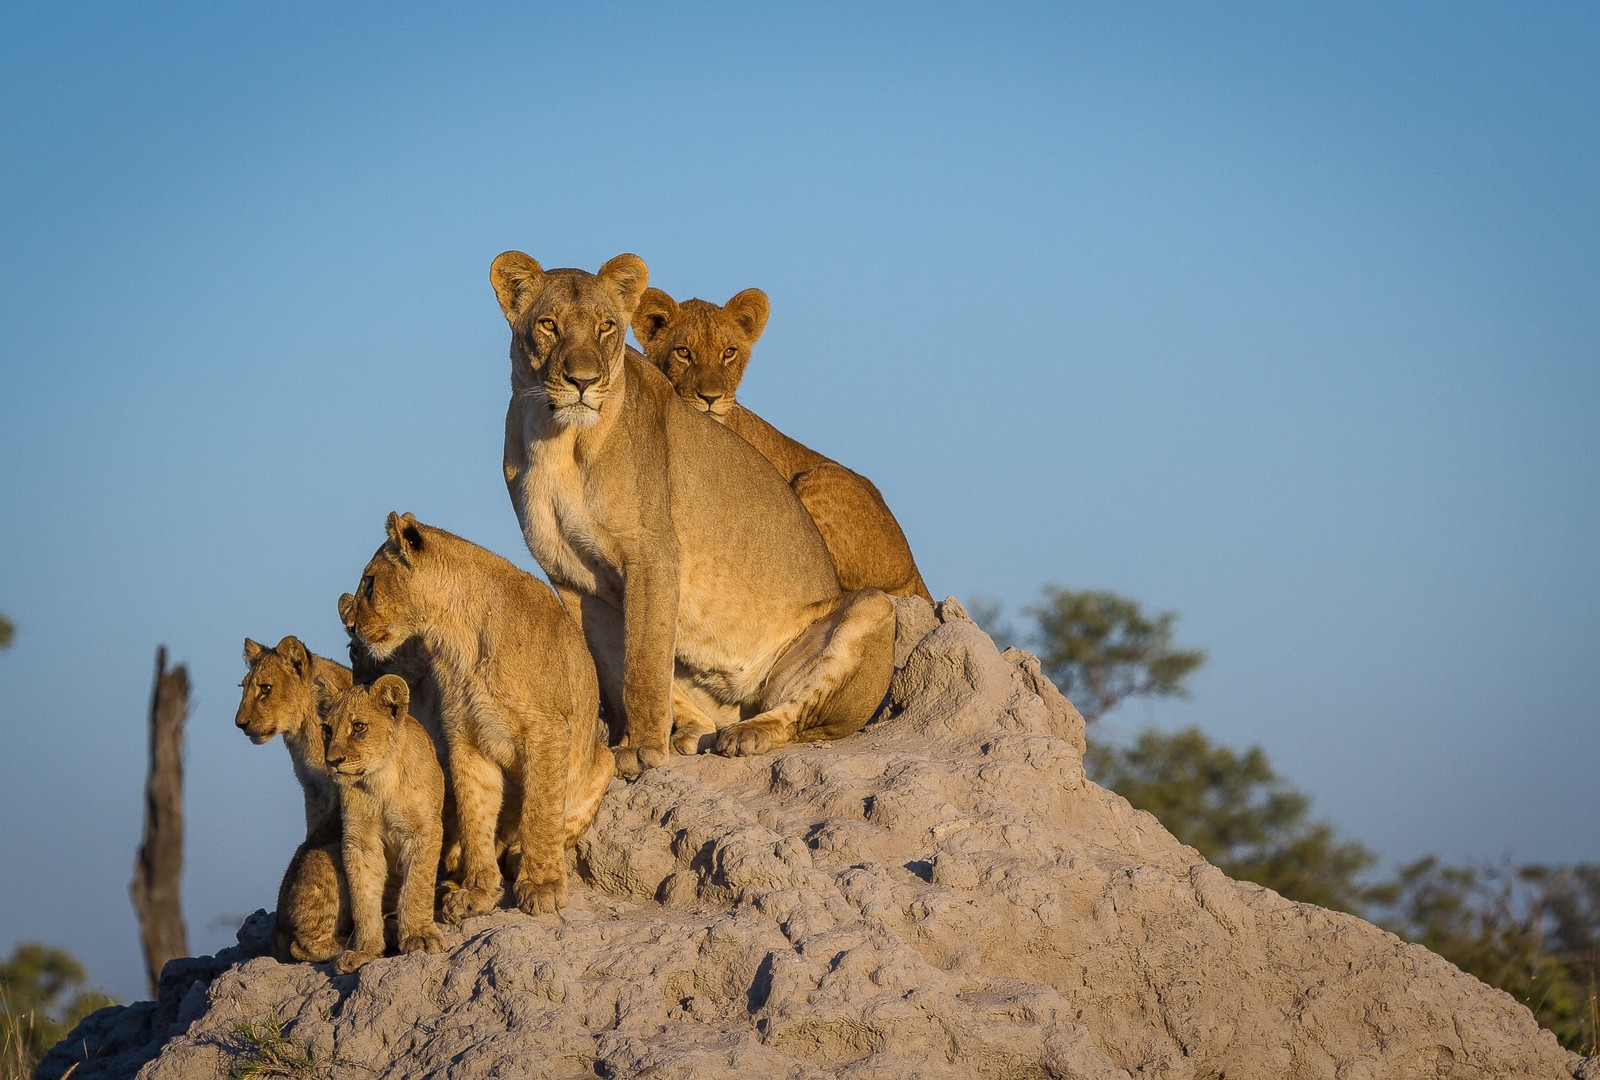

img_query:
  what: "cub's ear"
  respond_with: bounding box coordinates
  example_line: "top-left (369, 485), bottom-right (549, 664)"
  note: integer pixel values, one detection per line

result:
top-left (597, 253), bottom-right (649, 319)
top-left (373, 674), bottom-right (410, 718)
top-left (275, 636), bottom-right (309, 676)
top-left (337, 593), bottom-right (357, 629)
top-left (631, 288), bottom-right (679, 358)
top-left (309, 674), bottom-right (339, 716)
top-left (383, 511), bottom-right (424, 559)
top-left (490, 251), bottom-right (546, 323)
top-left (242, 638), bottom-right (265, 664)
top-left (725, 288), bottom-right (770, 343)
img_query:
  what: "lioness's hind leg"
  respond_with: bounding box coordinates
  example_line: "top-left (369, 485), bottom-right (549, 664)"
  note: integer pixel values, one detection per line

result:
top-left (712, 588), bottom-right (895, 758)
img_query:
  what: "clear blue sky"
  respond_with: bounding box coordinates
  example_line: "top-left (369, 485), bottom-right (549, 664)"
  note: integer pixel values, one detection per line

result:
top-left (1, 2), bottom-right (1595, 1003)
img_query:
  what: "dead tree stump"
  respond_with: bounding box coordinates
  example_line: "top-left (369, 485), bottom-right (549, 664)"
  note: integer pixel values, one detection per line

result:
top-left (130, 645), bottom-right (189, 996)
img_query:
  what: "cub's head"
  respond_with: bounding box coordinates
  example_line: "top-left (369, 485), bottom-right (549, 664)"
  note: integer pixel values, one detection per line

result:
top-left (311, 673), bottom-right (410, 784)
top-left (490, 251), bottom-right (649, 429)
top-left (338, 591), bottom-right (385, 684)
top-left (631, 287), bottom-right (769, 420)
top-left (346, 512), bottom-right (437, 661)
top-left (235, 636), bottom-right (317, 744)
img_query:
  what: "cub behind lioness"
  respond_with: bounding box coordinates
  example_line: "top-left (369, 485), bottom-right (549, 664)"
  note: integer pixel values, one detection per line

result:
top-left (632, 286), bottom-right (931, 601)
top-left (346, 512), bottom-right (614, 923)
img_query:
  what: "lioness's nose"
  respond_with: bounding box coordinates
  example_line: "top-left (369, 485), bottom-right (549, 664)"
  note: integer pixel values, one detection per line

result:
top-left (698, 392), bottom-right (722, 408)
top-left (567, 374), bottom-right (598, 394)
top-left (234, 714), bottom-right (250, 729)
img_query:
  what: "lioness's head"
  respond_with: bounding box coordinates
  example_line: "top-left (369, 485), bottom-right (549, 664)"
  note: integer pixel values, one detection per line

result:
top-left (631, 287), bottom-right (770, 419)
top-left (236, 635), bottom-right (317, 744)
top-left (346, 512), bottom-right (436, 661)
top-left (311, 673), bottom-right (410, 785)
top-left (490, 251), bottom-right (649, 429)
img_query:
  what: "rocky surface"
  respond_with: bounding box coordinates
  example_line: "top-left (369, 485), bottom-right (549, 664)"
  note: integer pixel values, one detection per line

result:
top-left (39, 598), bottom-right (1592, 1079)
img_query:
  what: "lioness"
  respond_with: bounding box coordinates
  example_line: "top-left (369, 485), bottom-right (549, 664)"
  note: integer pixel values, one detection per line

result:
top-left (346, 513), bottom-right (615, 922)
top-left (492, 252), bottom-right (896, 779)
top-left (632, 286), bottom-right (932, 601)
top-left (311, 674), bottom-right (444, 972)
top-left (236, 636), bottom-right (353, 962)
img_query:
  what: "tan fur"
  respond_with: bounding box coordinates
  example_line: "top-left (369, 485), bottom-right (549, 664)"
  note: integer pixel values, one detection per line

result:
top-left (633, 287), bottom-right (932, 601)
top-left (236, 636), bottom-right (353, 962)
top-left (311, 674), bottom-right (445, 972)
top-left (347, 513), bottom-right (614, 923)
top-left (493, 252), bottom-right (897, 780)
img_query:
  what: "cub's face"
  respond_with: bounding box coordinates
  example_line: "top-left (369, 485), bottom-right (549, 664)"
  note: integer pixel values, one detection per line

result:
top-left (346, 512), bottom-right (434, 662)
top-left (313, 674), bottom-right (409, 785)
top-left (235, 636), bottom-right (315, 744)
top-left (632, 288), bottom-right (770, 420)
top-left (490, 252), bottom-right (649, 430)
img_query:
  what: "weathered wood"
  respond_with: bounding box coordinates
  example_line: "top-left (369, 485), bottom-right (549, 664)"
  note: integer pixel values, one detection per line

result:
top-left (130, 645), bottom-right (189, 996)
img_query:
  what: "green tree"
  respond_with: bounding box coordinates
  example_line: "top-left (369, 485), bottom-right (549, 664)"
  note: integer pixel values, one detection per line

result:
top-left (1024, 587), bottom-right (1205, 724)
top-left (1375, 858), bottom-right (1599, 1054)
top-left (1087, 726), bottom-right (1380, 915)
top-left (0, 943), bottom-right (115, 1078)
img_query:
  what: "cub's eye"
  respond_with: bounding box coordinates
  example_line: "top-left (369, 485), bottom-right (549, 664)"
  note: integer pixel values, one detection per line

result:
top-left (351, 722), bottom-right (367, 737)
top-left (320, 724), bottom-right (332, 742)
top-left (361, 575), bottom-right (374, 600)
top-left (673, 346), bottom-right (691, 359)
top-left (537, 317), bottom-right (557, 333)
top-left (722, 347), bottom-right (738, 362)
top-left (598, 319), bottom-right (615, 335)
top-left (257, 684), bottom-right (272, 698)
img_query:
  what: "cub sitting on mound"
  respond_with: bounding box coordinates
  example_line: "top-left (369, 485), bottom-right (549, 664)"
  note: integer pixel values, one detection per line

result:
top-left (633, 286), bottom-right (931, 602)
top-left (310, 674), bottom-right (444, 972)
top-left (235, 636), bottom-right (353, 963)
top-left (345, 513), bottom-right (615, 922)
top-left (493, 252), bottom-right (896, 779)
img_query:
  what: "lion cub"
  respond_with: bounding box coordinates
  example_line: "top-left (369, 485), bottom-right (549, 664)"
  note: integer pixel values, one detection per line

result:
top-left (310, 673), bottom-right (445, 972)
top-left (235, 636), bottom-right (354, 963)
top-left (632, 286), bottom-right (932, 601)
top-left (346, 513), bottom-right (615, 923)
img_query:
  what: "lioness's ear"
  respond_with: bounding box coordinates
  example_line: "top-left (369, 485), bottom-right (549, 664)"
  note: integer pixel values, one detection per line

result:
top-left (490, 251), bottom-right (545, 323)
top-left (309, 674), bottom-right (338, 716)
top-left (373, 674), bottom-right (410, 718)
top-left (275, 636), bottom-right (309, 676)
top-left (631, 288), bottom-right (679, 358)
top-left (726, 288), bottom-right (770, 343)
top-left (398, 512), bottom-right (425, 555)
top-left (597, 253), bottom-right (649, 319)
top-left (243, 638), bottom-right (265, 664)
top-left (337, 593), bottom-right (356, 629)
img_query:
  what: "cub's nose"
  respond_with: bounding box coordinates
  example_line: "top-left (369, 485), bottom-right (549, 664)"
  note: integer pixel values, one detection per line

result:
top-left (325, 754), bottom-right (345, 769)
top-left (698, 392), bottom-right (723, 409)
top-left (234, 714), bottom-right (251, 729)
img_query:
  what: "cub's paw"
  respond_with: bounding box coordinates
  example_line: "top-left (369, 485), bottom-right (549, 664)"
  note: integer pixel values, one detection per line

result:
top-left (399, 926), bottom-right (444, 955)
top-left (611, 744), bottom-right (667, 780)
top-left (290, 937), bottom-right (342, 965)
top-left (513, 873), bottom-right (568, 916)
top-left (334, 948), bottom-right (381, 974)
top-left (671, 728), bottom-right (715, 756)
top-left (712, 719), bottom-right (784, 758)
top-left (439, 884), bottom-right (502, 925)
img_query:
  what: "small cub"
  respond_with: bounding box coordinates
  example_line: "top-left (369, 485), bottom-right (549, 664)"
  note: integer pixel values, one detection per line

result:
top-left (312, 673), bottom-right (445, 973)
top-left (236, 636), bottom-right (353, 963)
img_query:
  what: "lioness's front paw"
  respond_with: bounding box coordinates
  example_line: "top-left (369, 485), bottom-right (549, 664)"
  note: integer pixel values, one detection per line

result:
top-left (334, 948), bottom-right (381, 974)
top-left (611, 744), bottom-right (667, 780)
top-left (671, 729), bottom-right (715, 755)
top-left (712, 719), bottom-right (783, 758)
top-left (513, 873), bottom-right (568, 916)
top-left (399, 926), bottom-right (444, 955)
top-left (439, 884), bottom-right (502, 925)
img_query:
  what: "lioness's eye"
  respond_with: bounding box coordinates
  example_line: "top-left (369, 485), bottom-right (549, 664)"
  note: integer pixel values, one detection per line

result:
top-left (598, 319), bottom-right (615, 334)
top-left (537, 317), bottom-right (557, 333)
top-left (722, 347), bottom-right (737, 361)
top-left (321, 724), bottom-right (332, 742)
top-left (361, 575), bottom-right (374, 600)
top-left (258, 684), bottom-right (272, 698)
top-left (674, 346), bottom-right (690, 359)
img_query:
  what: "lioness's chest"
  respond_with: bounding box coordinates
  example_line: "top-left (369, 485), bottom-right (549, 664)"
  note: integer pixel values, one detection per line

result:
top-left (517, 426), bottom-right (621, 595)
